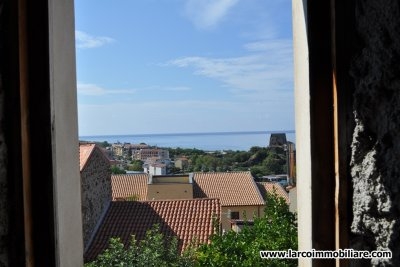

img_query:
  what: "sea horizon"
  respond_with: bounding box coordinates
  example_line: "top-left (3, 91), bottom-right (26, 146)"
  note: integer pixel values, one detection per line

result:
top-left (80, 130), bottom-right (295, 138)
top-left (80, 130), bottom-right (296, 151)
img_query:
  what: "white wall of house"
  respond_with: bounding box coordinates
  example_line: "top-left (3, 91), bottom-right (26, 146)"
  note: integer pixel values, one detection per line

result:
top-left (144, 165), bottom-right (166, 175)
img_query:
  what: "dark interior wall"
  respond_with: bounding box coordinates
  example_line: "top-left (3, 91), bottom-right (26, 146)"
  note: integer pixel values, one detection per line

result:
top-left (308, 0), bottom-right (336, 261)
top-left (0, 0), bottom-right (57, 265)
top-left (350, 0), bottom-right (400, 265)
top-left (0, 0), bottom-right (9, 265)
top-left (0, 66), bottom-right (8, 266)
top-left (0, 72), bottom-right (7, 267)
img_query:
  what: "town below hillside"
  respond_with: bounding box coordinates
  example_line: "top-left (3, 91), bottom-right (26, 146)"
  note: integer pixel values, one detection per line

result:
top-left (79, 133), bottom-right (298, 265)
top-left (91, 133), bottom-right (296, 183)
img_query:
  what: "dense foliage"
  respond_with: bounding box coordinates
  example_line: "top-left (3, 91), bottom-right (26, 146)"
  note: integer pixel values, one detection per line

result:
top-left (85, 193), bottom-right (297, 267)
top-left (169, 146), bottom-right (287, 178)
top-left (196, 191), bottom-right (298, 266)
top-left (128, 160), bottom-right (144, 172)
top-left (96, 141), bottom-right (111, 148)
top-left (110, 165), bottom-right (126, 174)
top-left (85, 224), bottom-right (195, 267)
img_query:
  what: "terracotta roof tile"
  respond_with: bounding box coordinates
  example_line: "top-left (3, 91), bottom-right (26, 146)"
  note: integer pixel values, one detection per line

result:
top-left (79, 143), bottom-right (96, 171)
top-left (256, 182), bottom-right (290, 204)
top-left (111, 174), bottom-right (148, 201)
top-left (84, 198), bottom-right (220, 263)
top-left (193, 171), bottom-right (265, 206)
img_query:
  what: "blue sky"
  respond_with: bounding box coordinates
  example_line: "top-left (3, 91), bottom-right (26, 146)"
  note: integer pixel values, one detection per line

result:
top-left (75, 0), bottom-right (294, 136)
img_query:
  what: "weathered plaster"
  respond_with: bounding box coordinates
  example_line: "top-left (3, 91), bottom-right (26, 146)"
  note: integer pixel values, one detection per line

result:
top-left (292, 0), bottom-right (311, 266)
top-left (350, 0), bottom-right (400, 265)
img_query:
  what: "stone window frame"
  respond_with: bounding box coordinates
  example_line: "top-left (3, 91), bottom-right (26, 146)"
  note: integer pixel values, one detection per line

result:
top-left (3, 0), bottom-right (83, 265)
top-left (294, 0), bottom-right (355, 266)
top-left (3, 0), bottom-right (356, 266)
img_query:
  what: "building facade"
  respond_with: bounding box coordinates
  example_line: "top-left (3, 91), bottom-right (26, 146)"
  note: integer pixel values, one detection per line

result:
top-left (80, 143), bottom-right (112, 250)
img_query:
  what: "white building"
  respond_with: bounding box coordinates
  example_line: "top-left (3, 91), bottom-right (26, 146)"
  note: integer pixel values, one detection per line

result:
top-left (143, 163), bottom-right (167, 175)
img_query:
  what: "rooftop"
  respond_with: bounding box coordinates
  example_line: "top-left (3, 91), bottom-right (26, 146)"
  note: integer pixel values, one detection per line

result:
top-left (79, 143), bottom-right (96, 171)
top-left (111, 172), bottom-right (267, 207)
top-left (256, 182), bottom-right (290, 204)
top-left (193, 171), bottom-right (265, 207)
top-left (111, 174), bottom-right (148, 201)
top-left (84, 198), bottom-right (220, 262)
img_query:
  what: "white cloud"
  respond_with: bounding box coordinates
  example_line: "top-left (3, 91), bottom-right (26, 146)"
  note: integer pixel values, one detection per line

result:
top-left (77, 83), bottom-right (135, 96)
top-left (144, 85), bottom-right (192, 92)
top-left (75, 30), bottom-right (115, 49)
top-left (184, 0), bottom-right (239, 29)
top-left (166, 38), bottom-right (293, 98)
top-left (78, 83), bottom-right (192, 96)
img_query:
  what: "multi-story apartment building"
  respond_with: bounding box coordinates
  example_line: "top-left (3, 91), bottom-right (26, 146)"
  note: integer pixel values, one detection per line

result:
top-left (111, 143), bottom-right (124, 157)
top-left (133, 148), bottom-right (169, 161)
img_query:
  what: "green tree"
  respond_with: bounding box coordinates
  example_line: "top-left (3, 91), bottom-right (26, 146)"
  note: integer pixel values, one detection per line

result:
top-left (195, 192), bottom-right (297, 266)
top-left (97, 141), bottom-right (111, 148)
top-left (85, 224), bottom-right (195, 267)
top-left (250, 165), bottom-right (268, 178)
top-left (110, 166), bottom-right (126, 174)
top-left (128, 160), bottom-right (144, 172)
top-left (263, 154), bottom-right (285, 175)
top-left (168, 166), bottom-right (182, 174)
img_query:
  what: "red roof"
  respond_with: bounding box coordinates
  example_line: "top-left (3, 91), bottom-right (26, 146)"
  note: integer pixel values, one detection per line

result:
top-left (111, 174), bottom-right (148, 201)
top-left (256, 182), bottom-right (290, 204)
top-left (111, 171), bottom-right (266, 206)
top-left (79, 143), bottom-right (110, 171)
top-left (79, 143), bottom-right (96, 171)
top-left (193, 171), bottom-right (265, 206)
top-left (84, 198), bottom-right (220, 263)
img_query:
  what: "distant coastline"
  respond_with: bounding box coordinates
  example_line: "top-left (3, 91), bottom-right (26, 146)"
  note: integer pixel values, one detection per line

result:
top-left (80, 130), bottom-right (295, 139)
top-left (79, 130), bottom-right (296, 151)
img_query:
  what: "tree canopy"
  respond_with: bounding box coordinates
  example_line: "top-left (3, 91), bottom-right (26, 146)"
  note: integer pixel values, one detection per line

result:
top-left (168, 146), bottom-right (287, 178)
top-left (196, 191), bottom-right (297, 266)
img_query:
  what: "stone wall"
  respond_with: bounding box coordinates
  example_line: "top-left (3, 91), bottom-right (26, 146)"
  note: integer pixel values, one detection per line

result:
top-left (350, 0), bottom-right (400, 265)
top-left (81, 148), bottom-right (111, 249)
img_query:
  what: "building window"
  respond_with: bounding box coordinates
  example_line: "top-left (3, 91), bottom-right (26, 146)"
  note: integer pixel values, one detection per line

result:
top-left (230, 211), bottom-right (240, 220)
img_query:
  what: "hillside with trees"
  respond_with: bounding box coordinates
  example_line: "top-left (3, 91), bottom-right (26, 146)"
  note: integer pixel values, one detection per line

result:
top-left (169, 146), bottom-right (287, 179)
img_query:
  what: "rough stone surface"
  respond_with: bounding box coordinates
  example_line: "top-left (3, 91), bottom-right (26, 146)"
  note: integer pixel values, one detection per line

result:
top-left (350, 0), bottom-right (400, 265)
top-left (81, 147), bottom-right (111, 250)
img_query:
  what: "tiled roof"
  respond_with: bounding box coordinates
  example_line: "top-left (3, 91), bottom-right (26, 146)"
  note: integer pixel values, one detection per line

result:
top-left (79, 143), bottom-right (96, 171)
top-left (193, 171), bottom-right (265, 206)
top-left (84, 198), bottom-right (220, 262)
top-left (256, 182), bottom-right (290, 204)
top-left (111, 174), bottom-right (148, 201)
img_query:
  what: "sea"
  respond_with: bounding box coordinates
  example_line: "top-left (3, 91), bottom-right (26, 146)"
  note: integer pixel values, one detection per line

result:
top-left (79, 131), bottom-right (295, 152)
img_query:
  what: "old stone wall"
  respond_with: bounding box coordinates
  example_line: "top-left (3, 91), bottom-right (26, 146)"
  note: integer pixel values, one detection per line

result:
top-left (81, 148), bottom-right (111, 249)
top-left (350, 0), bottom-right (400, 265)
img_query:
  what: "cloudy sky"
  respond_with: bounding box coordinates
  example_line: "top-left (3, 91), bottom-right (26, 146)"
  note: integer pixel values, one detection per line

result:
top-left (75, 0), bottom-right (294, 136)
